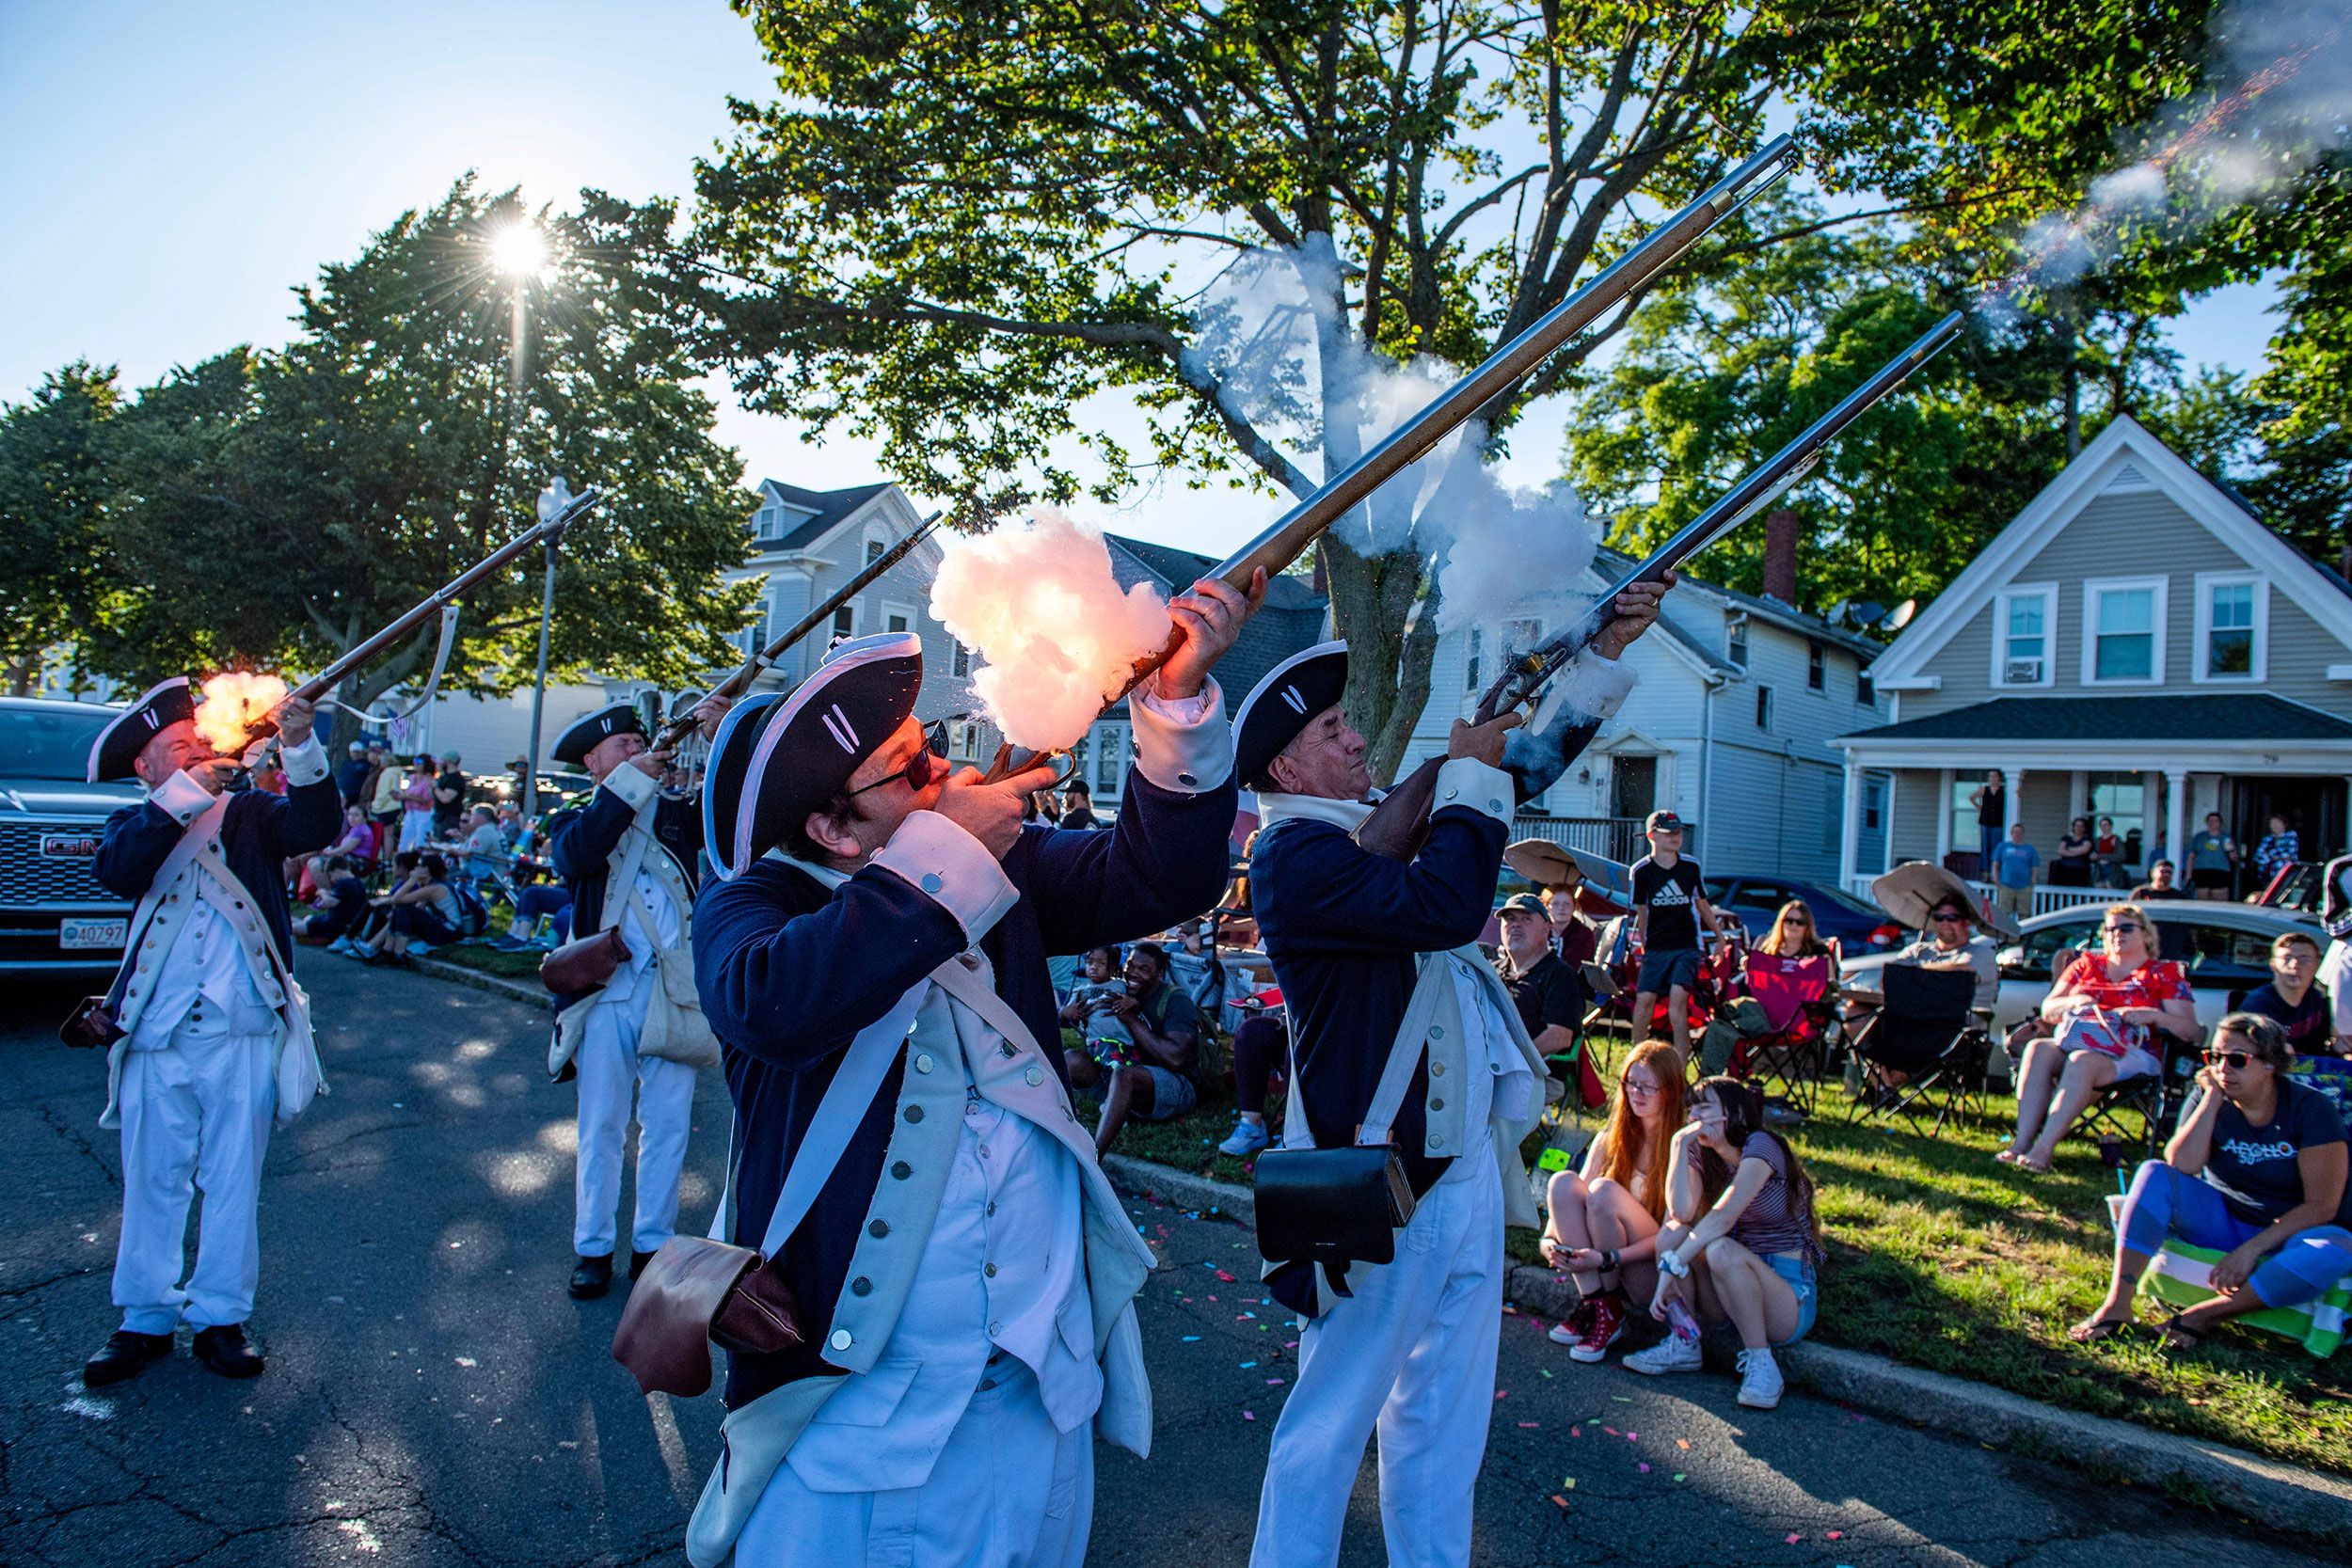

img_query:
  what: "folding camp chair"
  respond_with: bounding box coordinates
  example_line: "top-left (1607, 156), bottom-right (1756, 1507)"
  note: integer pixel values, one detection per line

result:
top-left (1736, 952), bottom-right (1838, 1116)
top-left (1844, 963), bottom-right (1988, 1137)
top-left (2078, 1035), bottom-right (2203, 1155)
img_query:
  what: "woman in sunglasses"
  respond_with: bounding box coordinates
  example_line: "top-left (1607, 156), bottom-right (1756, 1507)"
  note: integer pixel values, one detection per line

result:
top-left (2000, 903), bottom-right (2198, 1173)
top-left (2071, 1013), bottom-right (2352, 1347)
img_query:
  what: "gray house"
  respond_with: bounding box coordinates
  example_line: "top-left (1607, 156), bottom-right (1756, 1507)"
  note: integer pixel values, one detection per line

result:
top-left (1834, 414), bottom-right (2352, 909)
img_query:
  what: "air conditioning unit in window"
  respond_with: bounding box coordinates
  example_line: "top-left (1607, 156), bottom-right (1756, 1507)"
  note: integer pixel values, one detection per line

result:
top-left (2004, 657), bottom-right (2042, 684)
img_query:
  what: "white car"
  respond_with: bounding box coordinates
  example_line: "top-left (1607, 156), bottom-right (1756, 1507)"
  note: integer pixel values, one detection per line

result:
top-left (1838, 900), bottom-right (2325, 1037)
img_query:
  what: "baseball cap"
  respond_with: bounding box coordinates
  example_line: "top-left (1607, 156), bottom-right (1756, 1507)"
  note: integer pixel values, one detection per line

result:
top-left (1498, 893), bottom-right (1549, 918)
top-left (1645, 810), bottom-right (1686, 833)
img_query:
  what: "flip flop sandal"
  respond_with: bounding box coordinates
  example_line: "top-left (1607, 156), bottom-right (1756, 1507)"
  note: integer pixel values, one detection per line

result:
top-left (2067, 1314), bottom-right (2134, 1344)
top-left (2015, 1153), bottom-right (2054, 1174)
top-left (2156, 1312), bottom-right (2203, 1353)
top-left (1994, 1148), bottom-right (2021, 1164)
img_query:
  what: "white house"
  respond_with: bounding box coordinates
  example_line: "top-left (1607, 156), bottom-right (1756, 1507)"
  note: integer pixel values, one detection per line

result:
top-left (1400, 545), bottom-right (1890, 880)
top-left (1833, 413), bottom-right (2352, 910)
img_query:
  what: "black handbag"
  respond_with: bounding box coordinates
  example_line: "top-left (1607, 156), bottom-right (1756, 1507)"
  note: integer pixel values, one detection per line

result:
top-left (1254, 1142), bottom-right (1415, 1274)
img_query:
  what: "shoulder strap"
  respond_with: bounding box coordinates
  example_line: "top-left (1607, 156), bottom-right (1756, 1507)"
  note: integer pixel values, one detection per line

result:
top-left (1359, 951), bottom-right (1456, 1147)
top-left (108, 793), bottom-right (233, 1014)
top-left (598, 820), bottom-right (654, 935)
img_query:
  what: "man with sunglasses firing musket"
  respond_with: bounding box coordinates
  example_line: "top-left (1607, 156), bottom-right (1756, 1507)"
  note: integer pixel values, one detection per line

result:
top-left (679, 570), bottom-right (1262, 1568)
top-left (544, 692), bottom-right (731, 1300)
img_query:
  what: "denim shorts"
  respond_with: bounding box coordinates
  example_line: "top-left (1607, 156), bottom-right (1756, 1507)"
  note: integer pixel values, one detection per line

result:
top-left (1767, 1253), bottom-right (1818, 1347)
top-left (1135, 1065), bottom-right (1200, 1122)
top-left (1637, 948), bottom-right (1704, 994)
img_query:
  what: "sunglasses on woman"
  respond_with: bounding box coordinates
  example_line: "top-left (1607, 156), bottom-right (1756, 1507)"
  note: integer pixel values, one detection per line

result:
top-left (844, 719), bottom-right (952, 800)
top-left (2102, 921), bottom-right (2141, 936)
top-left (2204, 1049), bottom-right (2258, 1069)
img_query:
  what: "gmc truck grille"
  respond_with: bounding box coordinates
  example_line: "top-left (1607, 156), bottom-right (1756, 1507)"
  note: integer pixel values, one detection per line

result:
top-left (0, 822), bottom-right (116, 904)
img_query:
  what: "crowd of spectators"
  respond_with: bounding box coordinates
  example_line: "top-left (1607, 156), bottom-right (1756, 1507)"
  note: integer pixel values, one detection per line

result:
top-left (1967, 808), bottom-right (2315, 903)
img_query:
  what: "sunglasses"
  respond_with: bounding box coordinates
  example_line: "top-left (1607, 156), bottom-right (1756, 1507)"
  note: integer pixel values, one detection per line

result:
top-left (2102, 922), bottom-right (2142, 936)
top-left (2204, 1050), bottom-right (2258, 1069)
top-left (844, 719), bottom-right (952, 800)
top-left (1931, 909), bottom-right (1967, 923)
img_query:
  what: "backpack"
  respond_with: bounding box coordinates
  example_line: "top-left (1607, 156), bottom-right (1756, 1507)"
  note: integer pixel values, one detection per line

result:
top-left (448, 881), bottom-right (491, 940)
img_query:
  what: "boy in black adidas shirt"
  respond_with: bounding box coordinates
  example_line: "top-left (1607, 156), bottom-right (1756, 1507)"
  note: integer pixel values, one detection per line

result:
top-left (1629, 810), bottom-right (1723, 1057)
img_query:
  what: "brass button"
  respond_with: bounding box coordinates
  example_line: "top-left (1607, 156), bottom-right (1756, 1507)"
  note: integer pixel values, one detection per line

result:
top-left (1430, 1098), bottom-right (1445, 1112)
top-left (1430, 1026), bottom-right (1445, 1040)
top-left (984, 1262), bottom-right (997, 1277)
top-left (1024, 1067), bottom-right (1043, 1085)
top-left (905, 1105), bottom-right (924, 1123)
top-left (850, 1276), bottom-right (872, 1296)
top-left (891, 1161), bottom-right (912, 1180)
top-left (829, 1329), bottom-right (853, 1351)
top-left (914, 1053), bottom-right (935, 1074)
top-left (868, 1220), bottom-right (889, 1239)
top-left (1430, 1062), bottom-right (1445, 1077)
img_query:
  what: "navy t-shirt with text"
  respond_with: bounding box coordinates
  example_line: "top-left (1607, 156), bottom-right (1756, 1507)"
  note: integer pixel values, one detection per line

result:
top-left (1630, 854), bottom-right (1706, 955)
top-left (2183, 1077), bottom-right (2351, 1227)
top-left (2241, 982), bottom-right (2334, 1056)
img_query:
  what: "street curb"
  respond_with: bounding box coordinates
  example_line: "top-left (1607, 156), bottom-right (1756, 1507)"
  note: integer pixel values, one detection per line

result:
top-left (1107, 1154), bottom-right (2352, 1546)
top-left (410, 956), bottom-right (554, 1011)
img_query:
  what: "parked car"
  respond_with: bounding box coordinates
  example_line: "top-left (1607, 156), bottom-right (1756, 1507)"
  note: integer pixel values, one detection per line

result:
top-left (1701, 873), bottom-right (1902, 953)
top-left (0, 697), bottom-right (141, 974)
top-left (1839, 899), bottom-right (2323, 1036)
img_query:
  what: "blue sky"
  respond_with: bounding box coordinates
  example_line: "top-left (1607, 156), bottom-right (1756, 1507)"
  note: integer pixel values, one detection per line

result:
top-left (0, 1), bottom-right (2284, 562)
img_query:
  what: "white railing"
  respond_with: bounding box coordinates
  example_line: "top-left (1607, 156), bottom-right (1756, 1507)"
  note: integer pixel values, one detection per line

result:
top-left (1845, 870), bottom-right (2125, 918)
top-left (1509, 814), bottom-right (1648, 864)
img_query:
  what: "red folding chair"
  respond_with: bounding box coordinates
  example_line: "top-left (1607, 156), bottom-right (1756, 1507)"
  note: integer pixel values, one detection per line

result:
top-left (1736, 948), bottom-right (1837, 1115)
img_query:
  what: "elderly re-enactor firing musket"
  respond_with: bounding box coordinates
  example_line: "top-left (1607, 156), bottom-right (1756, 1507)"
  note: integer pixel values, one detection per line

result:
top-left (976, 132), bottom-right (1805, 784)
top-left (1356, 308), bottom-right (1968, 859)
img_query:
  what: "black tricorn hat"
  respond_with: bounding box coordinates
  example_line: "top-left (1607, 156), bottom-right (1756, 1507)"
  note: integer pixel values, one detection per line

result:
top-left (733, 632), bottom-right (926, 870)
top-left (87, 676), bottom-right (197, 784)
top-left (700, 690), bottom-right (789, 882)
top-left (1231, 640), bottom-right (1348, 790)
top-left (553, 702), bottom-right (648, 767)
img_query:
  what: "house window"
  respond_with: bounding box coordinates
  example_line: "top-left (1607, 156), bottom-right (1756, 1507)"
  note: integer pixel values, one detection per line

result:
top-left (1754, 685), bottom-right (1773, 731)
top-left (1465, 629), bottom-right (1483, 692)
top-left (1856, 670), bottom-right (1875, 706)
top-left (1726, 616), bottom-right (1749, 666)
top-left (751, 503), bottom-right (780, 542)
top-left (2083, 577), bottom-right (2167, 684)
top-left (1807, 642), bottom-right (1826, 691)
top-left (866, 538), bottom-right (887, 566)
top-left (831, 606), bottom-right (855, 641)
top-left (1949, 777), bottom-right (1982, 851)
top-left (2195, 573), bottom-right (2265, 682)
top-left (886, 612), bottom-right (910, 634)
top-left (951, 639), bottom-right (972, 678)
top-left (883, 602), bottom-right (914, 636)
top-left (1094, 724), bottom-right (1127, 793)
top-left (1994, 584), bottom-right (2056, 688)
top-left (2088, 773), bottom-right (2147, 865)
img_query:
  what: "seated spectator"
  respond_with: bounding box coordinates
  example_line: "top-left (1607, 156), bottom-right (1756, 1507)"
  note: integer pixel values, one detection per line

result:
top-left (498, 880), bottom-right (573, 948)
top-left (301, 856), bottom-right (372, 948)
top-left (1541, 1041), bottom-right (1686, 1362)
top-left (2000, 903), bottom-right (2199, 1172)
top-left (357, 852), bottom-right (462, 966)
top-left (1058, 944), bottom-right (1133, 1073)
top-left (1855, 894), bottom-right (1996, 1096)
top-left (2129, 859), bottom-right (2188, 900)
top-left (2070, 1013), bottom-right (2352, 1348)
top-left (2053, 816), bottom-right (2094, 887)
top-left (452, 803), bottom-right (504, 885)
top-left (2242, 932), bottom-right (2335, 1057)
top-left (1625, 1077), bottom-right (1823, 1410)
top-left (1219, 1006), bottom-right (1285, 1157)
top-left (1065, 942), bottom-right (1203, 1157)
top-left (1496, 892), bottom-right (1587, 1076)
top-left (2254, 814), bottom-right (2299, 888)
top-left (2091, 816), bottom-right (2122, 888)
top-left (1989, 823), bottom-right (2040, 924)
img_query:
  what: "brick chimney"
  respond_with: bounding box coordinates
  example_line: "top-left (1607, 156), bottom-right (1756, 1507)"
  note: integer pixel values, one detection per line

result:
top-left (1762, 508), bottom-right (1800, 605)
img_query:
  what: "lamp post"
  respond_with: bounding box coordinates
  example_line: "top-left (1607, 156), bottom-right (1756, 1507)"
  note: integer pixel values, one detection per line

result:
top-left (523, 476), bottom-right (570, 820)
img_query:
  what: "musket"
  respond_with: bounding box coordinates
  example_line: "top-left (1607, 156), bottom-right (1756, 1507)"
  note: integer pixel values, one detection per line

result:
top-left (231, 486), bottom-right (607, 749)
top-left (1356, 308), bottom-right (1967, 860)
top-left (651, 510), bottom-right (945, 752)
top-left (977, 133), bottom-right (1804, 784)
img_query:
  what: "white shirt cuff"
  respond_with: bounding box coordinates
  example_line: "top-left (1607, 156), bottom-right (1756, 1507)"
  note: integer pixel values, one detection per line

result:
top-left (278, 735), bottom-right (329, 786)
top-left (600, 762), bottom-right (660, 812)
top-left (1433, 757), bottom-right (1514, 826)
top-left (1551, 654), bottom-right (1637, 723)
top-left (1132, 677), bottom-right (1232, 795)
top-left (873, 810), bottom-right (1020, 945)
top-left (153, 769), bottom-right (216, 822)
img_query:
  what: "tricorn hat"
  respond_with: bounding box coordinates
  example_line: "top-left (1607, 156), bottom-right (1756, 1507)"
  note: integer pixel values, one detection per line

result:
top-left (1231, 640), bottom-right (1348, 791)
top-left (700, 690), bottom-right (790, 882)
top-left (553, 703), bottom-right (647, 767)
top-left (87, 676), bottom-right (197, 784)
top-left (732, 632), bottom-right (927, 870)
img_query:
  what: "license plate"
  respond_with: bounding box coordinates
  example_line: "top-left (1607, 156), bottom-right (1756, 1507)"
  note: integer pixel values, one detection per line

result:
top-left (60, 917), bottom-right (128, 951)
top-left (40, 832), bottom-right (100, 861)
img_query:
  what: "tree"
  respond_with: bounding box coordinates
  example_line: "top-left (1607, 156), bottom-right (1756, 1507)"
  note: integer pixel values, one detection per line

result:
top-left (0, 363), bottom-right (119, 694)
top-left (87, 182), bottom-right (757, 749)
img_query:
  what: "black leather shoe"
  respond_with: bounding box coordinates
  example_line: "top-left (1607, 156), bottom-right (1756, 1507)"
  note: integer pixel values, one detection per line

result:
top-left (569, 1254), bottom-right (613, 1299)
top-left (83, 1329), bottom-right (173, 1387)
top-left (191, 1323), bottom-right (265, 1378)
top-left (629, 1249), bottom-right (658, 1281)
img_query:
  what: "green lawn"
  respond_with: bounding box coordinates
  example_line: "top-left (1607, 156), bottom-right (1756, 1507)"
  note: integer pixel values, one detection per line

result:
top-left (418, 941), bottom-right (547, 980)
top-left (1089, 1044), bottom-right (2352, 1476)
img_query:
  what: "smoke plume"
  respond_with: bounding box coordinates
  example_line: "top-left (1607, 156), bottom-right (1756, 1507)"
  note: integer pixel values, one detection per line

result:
top-left (195, 671), bottom-right (288, 759)
top-left (927, 510), bottom-right (1172, 751)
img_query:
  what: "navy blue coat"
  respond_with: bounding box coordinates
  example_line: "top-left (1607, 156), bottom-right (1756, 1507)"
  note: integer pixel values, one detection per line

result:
top-left (546, 780), bottom-right (703, 1014)
top-left (95, 775), bottom-right (342, 1009)
top-left (694, 769), bottom-right (1235, 1408)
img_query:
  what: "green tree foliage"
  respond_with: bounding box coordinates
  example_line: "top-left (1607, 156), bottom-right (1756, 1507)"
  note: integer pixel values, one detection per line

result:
top-left (81, 182), bottom-right (755, 746)
top-left (0, 363), bottom-right (120, 694)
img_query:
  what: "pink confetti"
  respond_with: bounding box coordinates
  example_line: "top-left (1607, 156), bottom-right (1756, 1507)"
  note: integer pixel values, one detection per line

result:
top-left (1626, 1432), bottom-right (1638, 1442)
top-left (1517, 1420), bottom-right (1538, 1429)
top-left (1602, 1426), bottom-right (1620, 1436)
top-left (1216, 1270), bottom-right (1237, 1282)
top-left (1570, 1426), bottom-right (1581, 1438)
top-left (1638, 1463), bottom-right (1650, 1474)
top-left (1827, 1531), bottom-right (1844, 1541)
top-left (1267, 1377), bottom-right (1285, 1386)
top-left (1494, 1390), bottom-right (1508, 1401)
top-left (1786, 1534), bottom-right (1804, 1546)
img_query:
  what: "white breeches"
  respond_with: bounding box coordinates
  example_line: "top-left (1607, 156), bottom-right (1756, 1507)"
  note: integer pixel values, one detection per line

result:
top-left (736, 1361), bottom-right (1092, 1568)
top-left (114, 1026), bottom-right (278, 1334)
top-left (573, 988), bottom-right (696, 1256)
top-left (1248, 1163), bottom-right (1504, 1568)
top-left (2324, 940), bottom-right (2352, 1039)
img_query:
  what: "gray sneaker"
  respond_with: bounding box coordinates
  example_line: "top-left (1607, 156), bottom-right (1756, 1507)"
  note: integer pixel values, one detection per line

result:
top-left (1623, 1333), bottom-right (1705, 1376)
top-left (1217, 1117), bottom-right (1270, 1157)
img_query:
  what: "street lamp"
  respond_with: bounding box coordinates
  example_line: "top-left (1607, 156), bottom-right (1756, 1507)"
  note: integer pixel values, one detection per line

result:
top-left (524, 476), bottom-right (571, 820)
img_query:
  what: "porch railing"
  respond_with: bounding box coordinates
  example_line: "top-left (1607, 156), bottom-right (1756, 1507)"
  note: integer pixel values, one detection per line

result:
top-left (1509, 814), bottom-right (1648, 865)
top-left (1841, 871), bottom-right (2118, 918)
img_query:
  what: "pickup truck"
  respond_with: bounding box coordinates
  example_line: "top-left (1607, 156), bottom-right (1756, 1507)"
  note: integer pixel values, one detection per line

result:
top-left (0, 696), bottom-right (141, 974)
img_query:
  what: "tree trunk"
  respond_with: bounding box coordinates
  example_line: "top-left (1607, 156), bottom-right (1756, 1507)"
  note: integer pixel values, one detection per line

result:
top-left (1322, 537), bottom-right (1438, 785)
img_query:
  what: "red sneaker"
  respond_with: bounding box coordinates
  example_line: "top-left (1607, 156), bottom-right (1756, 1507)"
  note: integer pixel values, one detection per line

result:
top-left (1545, 1298), bottom-right (1596, 1347)
top-left (1568, 1292), bottom-right (1625, 1363)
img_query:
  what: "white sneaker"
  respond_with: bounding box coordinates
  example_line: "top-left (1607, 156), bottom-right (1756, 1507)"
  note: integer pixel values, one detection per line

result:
top-left (1217, 1117), bottom-right (1270, 1157)
top-left (1623, 1334), bottom-right (1705, 1375)
top-left (1736, 1348), bottom-right (1785, 1409)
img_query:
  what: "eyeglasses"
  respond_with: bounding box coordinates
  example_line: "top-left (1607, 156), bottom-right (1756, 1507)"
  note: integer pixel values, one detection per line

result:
top-left (1931, 909), bottom-right (1967, 923)
top-left (2204, 1050), bottom-right (2257, 1069)
top-left (844, 719), bottom-right (951, 800)
top-left (1785, 916), bottom-right (1812, 927)
top-left (1623, 1078), bottom-right (1661, 1097)
top-left (2101, 922), bottom-right (2142, 936)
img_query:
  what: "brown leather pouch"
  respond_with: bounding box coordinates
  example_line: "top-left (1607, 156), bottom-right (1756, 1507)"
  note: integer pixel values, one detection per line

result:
top-left (60, 996), bottom-right (125, 1050)
top-left (611, 1237), bottom-right (806, 1398)
top-left (540, 924), bottom-right (628, 994)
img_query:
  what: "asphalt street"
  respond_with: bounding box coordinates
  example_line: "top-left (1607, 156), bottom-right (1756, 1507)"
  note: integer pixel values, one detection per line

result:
top-left (1, 955), bottom-right (2337, 1567)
